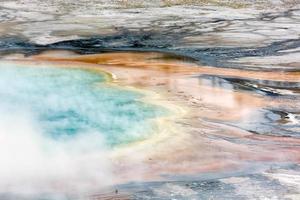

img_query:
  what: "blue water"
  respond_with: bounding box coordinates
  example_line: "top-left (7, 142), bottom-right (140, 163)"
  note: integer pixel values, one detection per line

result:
top-left (0, 63), bottom-right (165, 146)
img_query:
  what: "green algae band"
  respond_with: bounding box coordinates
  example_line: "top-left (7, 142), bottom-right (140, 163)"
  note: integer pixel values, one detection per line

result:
top-left (0, 63), bottom-right (165, 146)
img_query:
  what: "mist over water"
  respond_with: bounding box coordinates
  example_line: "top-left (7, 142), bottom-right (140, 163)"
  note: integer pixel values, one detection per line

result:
top-left (0, 110), bottom-right (111, 197)
top-left (0, 63), bottom-right (164, 197)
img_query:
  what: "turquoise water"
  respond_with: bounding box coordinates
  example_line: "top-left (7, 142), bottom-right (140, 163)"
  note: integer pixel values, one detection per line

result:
top-left (0, 63), bottom-right (165, 146)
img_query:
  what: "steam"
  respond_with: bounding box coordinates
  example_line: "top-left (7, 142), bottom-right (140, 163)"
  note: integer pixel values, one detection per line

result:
top-left (0, 106), bottom-right (113, 197)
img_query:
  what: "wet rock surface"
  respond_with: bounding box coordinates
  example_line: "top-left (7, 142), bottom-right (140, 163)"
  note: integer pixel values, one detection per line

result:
top-left (0, 1), bottom-right (300, 69)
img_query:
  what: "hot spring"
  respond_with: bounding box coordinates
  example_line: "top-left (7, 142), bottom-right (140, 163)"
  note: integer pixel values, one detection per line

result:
top-left (0, 62), bottom-right (166, 196)
top-left (1, 0), bottom-right (300, 198)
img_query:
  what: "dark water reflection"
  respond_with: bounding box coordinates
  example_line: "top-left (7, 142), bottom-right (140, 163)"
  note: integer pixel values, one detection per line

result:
top-left (197, 74), bottom-right (300, 96)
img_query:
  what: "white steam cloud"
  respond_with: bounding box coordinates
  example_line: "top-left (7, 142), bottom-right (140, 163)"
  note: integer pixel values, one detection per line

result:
top-left (0, 106), bottom-right (114, 198)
